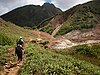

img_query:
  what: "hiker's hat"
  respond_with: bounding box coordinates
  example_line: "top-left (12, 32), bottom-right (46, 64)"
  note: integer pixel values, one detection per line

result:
top-left (19, 36), bottom-right (22, 39)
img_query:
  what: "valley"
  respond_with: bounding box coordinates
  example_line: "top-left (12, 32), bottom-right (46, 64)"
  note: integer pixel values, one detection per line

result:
top-left (0, 0), bottom-right (100, 75)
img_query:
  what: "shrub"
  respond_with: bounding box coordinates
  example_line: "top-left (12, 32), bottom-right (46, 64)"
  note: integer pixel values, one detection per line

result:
top-left (73, 44), bottom-right (100, 58)
top-left (40, 25), bottom-right (53, 34)
top-left (20, 44), bottom-right (100, 75)
top-left (0, 32), bottom-right (14, 45)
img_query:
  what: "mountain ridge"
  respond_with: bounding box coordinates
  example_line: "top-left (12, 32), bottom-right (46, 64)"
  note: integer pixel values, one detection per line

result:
top-left (40, 0), bottom-right (100, 36)
top-left (1, 3), bottom-right (62, 28)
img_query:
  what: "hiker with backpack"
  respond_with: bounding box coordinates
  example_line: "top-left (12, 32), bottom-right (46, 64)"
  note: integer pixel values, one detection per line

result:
top-left (17, 36), bottom-right (24, 47)
top-left (15, 44), bottom-right (23, 62)
top-left (15, 36), bottom-right (24, 63)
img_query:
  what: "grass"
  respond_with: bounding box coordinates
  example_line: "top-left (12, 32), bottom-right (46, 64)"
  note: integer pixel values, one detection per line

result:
top-left (20, 43), bottom-right (100, 75)
top-left (0, 17), bottom-right (100, 75)
top-left (53, 43), bottom-right (100, 66)
top-left (0, 19), bottom-right (34, 72)
top-left (70, 44), bottom-right (100, 59)
top-left (40, 24), bottom-right (53, 34)
top-left (0, 45), bottom-right (15, 71)
top-left (0, 32), bottom-right (14, 46)
top-left (0, 20), bottom-right (35, 46)
top-left (57, 0), bottom-right (100, 36)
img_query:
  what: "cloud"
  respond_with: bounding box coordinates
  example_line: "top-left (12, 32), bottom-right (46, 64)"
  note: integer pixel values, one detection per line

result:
top-left (0, 0), bottom-right (45, 15)
top-left (26, 0), bottom-right (45, 5)
top-left (52, 0), bottom-right (92, 11)
top-left (0, 4), bottom-right (9, 15)
top-left (44, 0), bottom-right (52, 3)
top-left (0, 0), bottom-right (92, 15)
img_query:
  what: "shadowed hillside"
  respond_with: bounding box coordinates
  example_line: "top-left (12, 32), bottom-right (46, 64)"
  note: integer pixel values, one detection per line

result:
top-left (1, 3), bottom-right (62, 28)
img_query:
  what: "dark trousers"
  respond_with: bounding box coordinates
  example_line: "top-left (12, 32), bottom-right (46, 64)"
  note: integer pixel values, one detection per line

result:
top-left (15, 47), bottom-right (23, 61)
top-left (17, 51), bottom-right (22, 61)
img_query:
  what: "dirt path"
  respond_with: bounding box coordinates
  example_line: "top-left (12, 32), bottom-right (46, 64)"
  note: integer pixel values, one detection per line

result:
top-left (3, 48), bottom-right (26, 75)
top-left (2, 37), bottom-right (30, 75)
top-left (6, 60), bottom-right (25, 75)
top-left (4, 62), bottom-right (20, 75)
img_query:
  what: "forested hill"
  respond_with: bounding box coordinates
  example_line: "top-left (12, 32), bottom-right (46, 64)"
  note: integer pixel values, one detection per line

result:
top-left (1, 3), bottom-right (62, 28)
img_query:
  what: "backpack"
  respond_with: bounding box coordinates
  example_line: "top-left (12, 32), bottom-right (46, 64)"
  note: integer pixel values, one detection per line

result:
top-left (15, 46), bottom-right (22, 53)
top-left (17, 39), bottom-right (23, 46)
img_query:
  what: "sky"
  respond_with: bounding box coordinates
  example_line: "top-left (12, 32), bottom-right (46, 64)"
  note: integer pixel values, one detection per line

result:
top-left (0, 0), bottom-right (92, 15)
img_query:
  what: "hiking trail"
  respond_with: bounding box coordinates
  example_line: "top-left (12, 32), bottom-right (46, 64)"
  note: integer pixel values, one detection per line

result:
top-left (1, 37), bottom-right (31, 75)
top-left (2, 48), bottom-right (26, 75)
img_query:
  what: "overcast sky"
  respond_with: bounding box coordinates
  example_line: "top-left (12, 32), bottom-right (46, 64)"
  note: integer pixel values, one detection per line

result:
top-left (0, 0), bottom-right (92, 15)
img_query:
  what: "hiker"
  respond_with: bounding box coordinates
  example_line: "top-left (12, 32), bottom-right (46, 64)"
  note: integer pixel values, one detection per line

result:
top-left (17, 36), bottom-right (24, 47)
top-left (15, 44), bottom-right (23, 62)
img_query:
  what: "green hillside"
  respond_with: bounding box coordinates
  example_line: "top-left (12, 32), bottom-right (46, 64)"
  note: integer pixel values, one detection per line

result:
top-left (58, 0), bottom-right (100, 35)
top-left (0, 1), bottom-right (100, 74)
top-left (0, 18), bottom-right (34, 73)
top-left (19, 43), bottom-right (100, 75)
top-left (0, 18), bottom-right (100, 75)
top-left (0, 18), bottom-right (34, 46)
top-left (40, 0), bottom-right (100, 35)
top-left (1, 3), bottom-right (62, 28)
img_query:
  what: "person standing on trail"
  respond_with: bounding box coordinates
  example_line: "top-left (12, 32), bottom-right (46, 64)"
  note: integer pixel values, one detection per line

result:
top-left (16, 36), bottom-right (24, 62)
top-left (17, 36), bottom-right (24, 47)
top-left (15, 44), bottom-right (23, 62)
